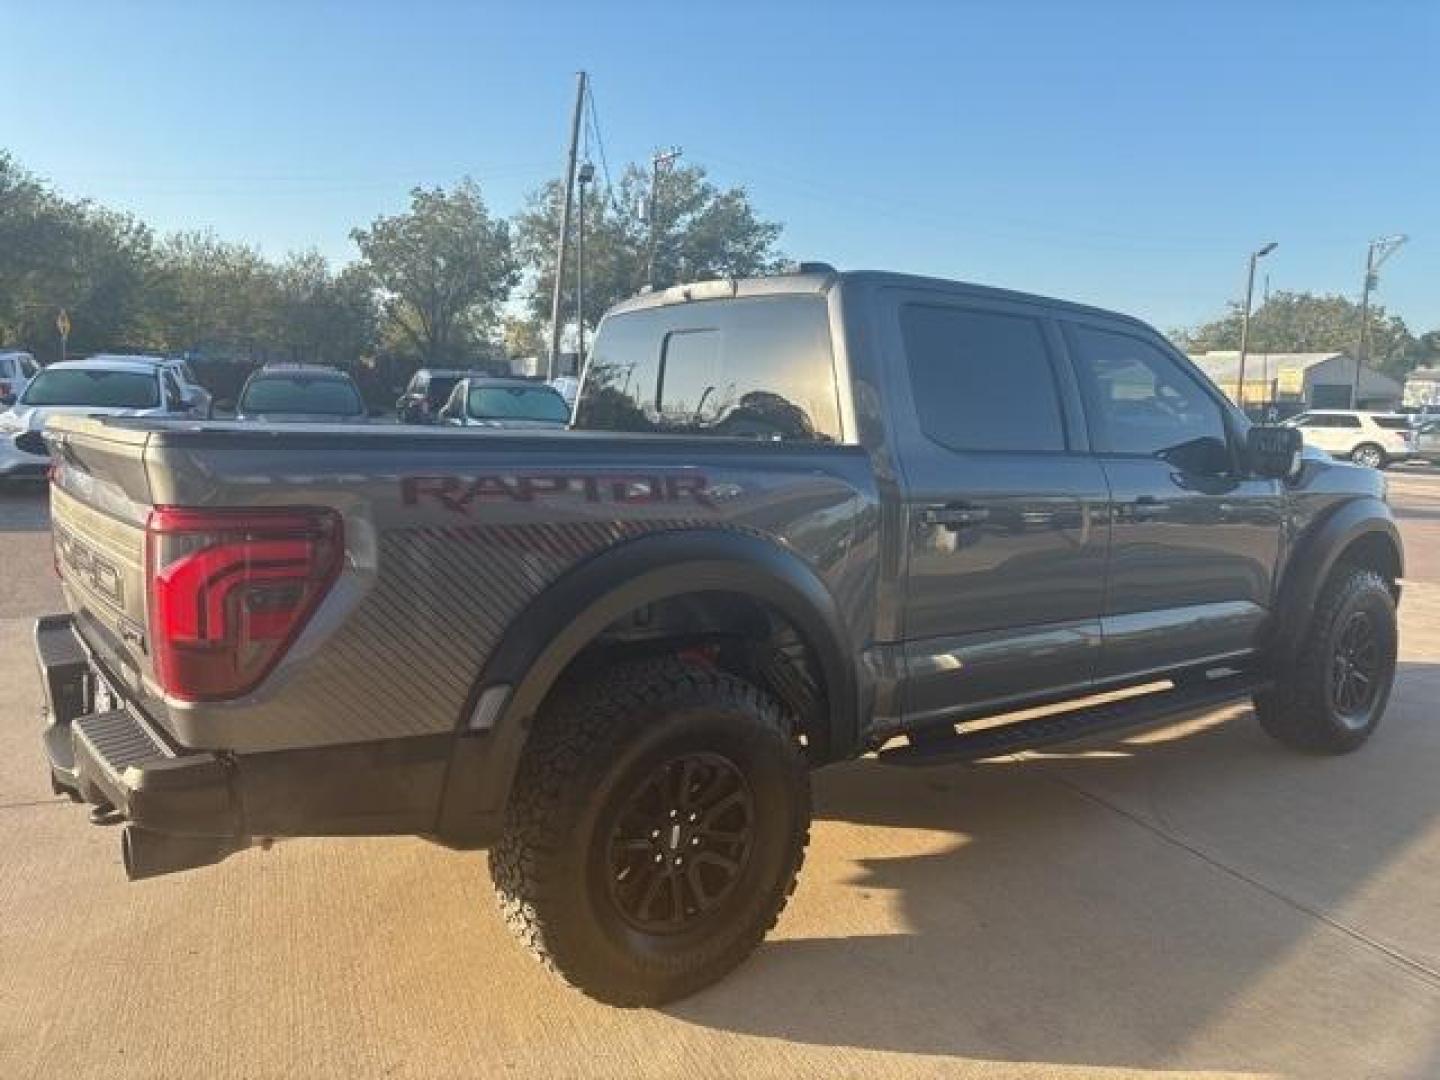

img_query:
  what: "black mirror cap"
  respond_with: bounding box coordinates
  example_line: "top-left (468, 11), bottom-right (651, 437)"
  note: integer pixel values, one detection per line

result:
top-left (1246, 424), bottom-right (1303, 480)
top-left (0, 393), bottom-right (15, 408)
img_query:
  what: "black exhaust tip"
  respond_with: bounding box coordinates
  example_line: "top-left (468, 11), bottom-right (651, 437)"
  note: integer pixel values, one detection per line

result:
top-left (121, 825), bottom-right (248, 881)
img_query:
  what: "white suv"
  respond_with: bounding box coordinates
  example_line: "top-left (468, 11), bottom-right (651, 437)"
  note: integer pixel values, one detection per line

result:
top-left (1284, 410), bottom-right (1414, 469)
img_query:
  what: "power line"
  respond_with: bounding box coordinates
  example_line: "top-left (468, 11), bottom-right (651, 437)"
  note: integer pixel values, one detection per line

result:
top-left (583, 79), bottom-right (620, 212)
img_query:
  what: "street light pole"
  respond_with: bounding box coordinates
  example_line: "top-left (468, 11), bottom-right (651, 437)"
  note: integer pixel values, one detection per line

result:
top-left (1236, 242), bottom-right (1277, 412)
top-left (1352, 234), bottom-right (1408, 408)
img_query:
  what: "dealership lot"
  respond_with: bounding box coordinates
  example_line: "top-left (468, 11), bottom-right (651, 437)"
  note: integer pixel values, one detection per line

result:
top-left (2, 472), bottom-right (1438, 1079)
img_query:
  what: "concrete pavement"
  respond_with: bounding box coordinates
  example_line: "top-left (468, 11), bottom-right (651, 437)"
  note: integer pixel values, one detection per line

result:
top-left (1, 474), bottom-right (1438, 1079)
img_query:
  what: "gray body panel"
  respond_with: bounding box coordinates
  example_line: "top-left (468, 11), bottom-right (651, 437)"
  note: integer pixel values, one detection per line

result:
top-left (43, 270), bottom-right (1398, 778)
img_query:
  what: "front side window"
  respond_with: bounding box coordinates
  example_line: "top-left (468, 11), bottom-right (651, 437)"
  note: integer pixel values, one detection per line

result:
top-left (1069, 325), bottom-right (1227, 462)
top-left (240, 376), bottom-right (363, 416)
top-left (21, 368), bottom-right (160, 409)
top-left (467, 384), bottom-right (570, 422)
top-left (900, 304), bottom-right (1066, 453)
top-left (575, 296), bottom-right (839, 441)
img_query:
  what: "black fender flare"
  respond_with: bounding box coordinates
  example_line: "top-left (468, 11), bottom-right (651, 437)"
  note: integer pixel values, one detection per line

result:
top-left (436, 529), bottom-right (860, 843)
top-left (1269, 497), bottom-right (1402, 667)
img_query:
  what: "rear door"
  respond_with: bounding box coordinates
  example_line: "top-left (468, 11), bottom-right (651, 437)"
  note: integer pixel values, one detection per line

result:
top-left (1062, 319), bottom-right (1283, 679)
top-left (883, 290), bottom-right (1110, 725)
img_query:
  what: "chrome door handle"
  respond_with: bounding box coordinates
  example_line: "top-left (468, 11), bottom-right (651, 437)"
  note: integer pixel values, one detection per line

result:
top-left (921, 505), bottom-right (991, 528)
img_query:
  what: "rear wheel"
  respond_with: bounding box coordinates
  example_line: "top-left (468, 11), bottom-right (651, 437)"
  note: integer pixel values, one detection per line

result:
top-left (490, 657), bottom-right (810, 1006)
top-left (1255, 565), bottom-right (1397, 753)
top-left (1351, 442), bottom-right (1387, 469)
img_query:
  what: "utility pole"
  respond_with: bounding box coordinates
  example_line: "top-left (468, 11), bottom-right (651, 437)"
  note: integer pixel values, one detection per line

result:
top-left (1259, 273), bottom-right (1272, 413)
top-left (1236, 242), bottom-right (1277, 412)
top-left (548, 71), bottom-right (587, 381)
top-left (1353, 234), bottom-right (1408, 408)
top-left (646, 147), bottom-right (682, 289)
top-left (576, 162), bottom-right (594, 363)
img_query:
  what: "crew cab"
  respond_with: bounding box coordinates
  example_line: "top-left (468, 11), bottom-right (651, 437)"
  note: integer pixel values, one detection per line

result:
top-left (34, 267), bottom-right (1402, 1006)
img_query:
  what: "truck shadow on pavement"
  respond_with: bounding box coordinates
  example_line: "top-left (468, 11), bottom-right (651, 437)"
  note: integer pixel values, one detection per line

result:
top-left (670, 665), bottom-right (1440, 1075)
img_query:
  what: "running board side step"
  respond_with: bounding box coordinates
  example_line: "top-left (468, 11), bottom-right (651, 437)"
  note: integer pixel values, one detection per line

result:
top-left (877, 675), bottom-right (1271, 767)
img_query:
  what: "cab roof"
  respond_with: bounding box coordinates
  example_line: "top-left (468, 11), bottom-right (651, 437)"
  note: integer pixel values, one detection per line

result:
top-left (606, 267), bottom-right (1152, 332)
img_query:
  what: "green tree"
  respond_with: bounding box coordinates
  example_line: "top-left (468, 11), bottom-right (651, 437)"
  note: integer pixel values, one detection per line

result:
top-left (1, 151), bottom-right (161, 360)
top-left (1177, 291), bottom-right (1416, 376)
top-left (151, 231), bottom-right (282, 360)
top-left (351, 180), bottom-right (517, 364)
top-left (513, 161), bottom-right (784, 340)
top-left (273, 252), bottom-right (377, 367)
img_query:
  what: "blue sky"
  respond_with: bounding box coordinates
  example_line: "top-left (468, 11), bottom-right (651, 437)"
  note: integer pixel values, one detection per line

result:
top-left (4, 0), bottom-right (1437, 334)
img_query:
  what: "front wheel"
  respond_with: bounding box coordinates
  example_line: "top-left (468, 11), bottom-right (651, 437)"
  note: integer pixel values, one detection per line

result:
top-left (1351, 443), bottom-right (1387, 469)
top-left (1255, 565), bottom-right (1397, 753)
top-left (490, 657), bottom-right (810, 1006)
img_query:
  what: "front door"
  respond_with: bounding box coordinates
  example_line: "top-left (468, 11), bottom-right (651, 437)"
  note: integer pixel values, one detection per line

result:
top-left (1063, 320), bottom-right (1284, 680)
top-left (884, 293), bottom-right (1110, 726)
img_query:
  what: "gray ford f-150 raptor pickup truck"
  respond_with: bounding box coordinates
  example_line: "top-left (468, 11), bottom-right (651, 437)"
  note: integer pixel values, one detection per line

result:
top-left (35, 267), bottom-right (1402, 1005)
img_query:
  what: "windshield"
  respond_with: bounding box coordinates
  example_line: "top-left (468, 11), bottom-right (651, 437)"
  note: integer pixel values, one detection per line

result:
top-left (240, 375), bottom-right (363, 415)
top-left (468, 385), bottom-right (570, 422)
top-left (20, 368), bottom-right (160, 408)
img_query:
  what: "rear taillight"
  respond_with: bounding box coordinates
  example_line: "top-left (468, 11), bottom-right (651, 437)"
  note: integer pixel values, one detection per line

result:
top-left (146, 506), bottom-right (342, 701)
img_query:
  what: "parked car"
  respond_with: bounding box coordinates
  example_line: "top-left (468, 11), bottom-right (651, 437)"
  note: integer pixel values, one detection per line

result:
top-left (36, 267), bottom-right (1401, 1007)
top-left (0, 351), bottom-right (40, 406)
top-left (230, 364), bottom-right (371, 423)
top-left (397, 368), bottom-right (487, 424)
top-left (1282, 409), bottom-right (1413, 468)
top-left (0, 357), bottom-right (202, 479)
top-left (91, 354), bottom-right (213, 418)
top-left (437, 376), bottom-right (571, 428)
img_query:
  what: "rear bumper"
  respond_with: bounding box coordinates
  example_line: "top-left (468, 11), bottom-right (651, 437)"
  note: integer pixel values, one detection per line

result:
top-left (35, 614), bottom-right (477, 878)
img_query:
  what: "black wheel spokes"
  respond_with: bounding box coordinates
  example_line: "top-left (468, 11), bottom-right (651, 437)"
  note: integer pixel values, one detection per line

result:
top-left (1331, 611), bottom-right (1381, 716)
top-left (607, 753), bottom-right (755, 934)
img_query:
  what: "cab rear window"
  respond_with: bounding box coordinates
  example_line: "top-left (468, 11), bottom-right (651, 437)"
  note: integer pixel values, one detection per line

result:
top-left (575, 296), bottom-right (840, 442)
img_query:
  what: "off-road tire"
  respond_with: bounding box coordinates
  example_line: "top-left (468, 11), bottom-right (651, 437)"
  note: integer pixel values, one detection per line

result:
top-left (1254, 565), bottom-right (1397, 753)
top-left (489, 657), bottom-right (810, 1006)
top-left (1350, 443), bottom-right (1387, 470)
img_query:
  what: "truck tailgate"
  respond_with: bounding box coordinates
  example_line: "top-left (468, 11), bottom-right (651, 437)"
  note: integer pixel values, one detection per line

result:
top-left (46, 416), bottom-right (157, 700)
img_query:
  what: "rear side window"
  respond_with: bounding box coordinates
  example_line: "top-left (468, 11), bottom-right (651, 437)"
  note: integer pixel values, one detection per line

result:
top-left (575, 296), bottom-right (840, 441)
top-left (900, 305), bottom-right (1065, 453)
top-left (1372, 416), bottom-right (1410, 430)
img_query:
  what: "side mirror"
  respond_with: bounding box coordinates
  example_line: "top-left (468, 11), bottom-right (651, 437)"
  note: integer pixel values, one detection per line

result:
top-left (1246, 424), bottom-right (1302, 480)
top-left (0, 393), bottom-right (15, 408)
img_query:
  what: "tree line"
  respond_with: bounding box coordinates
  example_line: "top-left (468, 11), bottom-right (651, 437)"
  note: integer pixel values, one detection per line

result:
top-left (6, 147), bottom-right (1435, 385)
top-left (1174, 291), bottom-right (1439, 378)
top-left (0, 149), bottom-right (785, 381)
